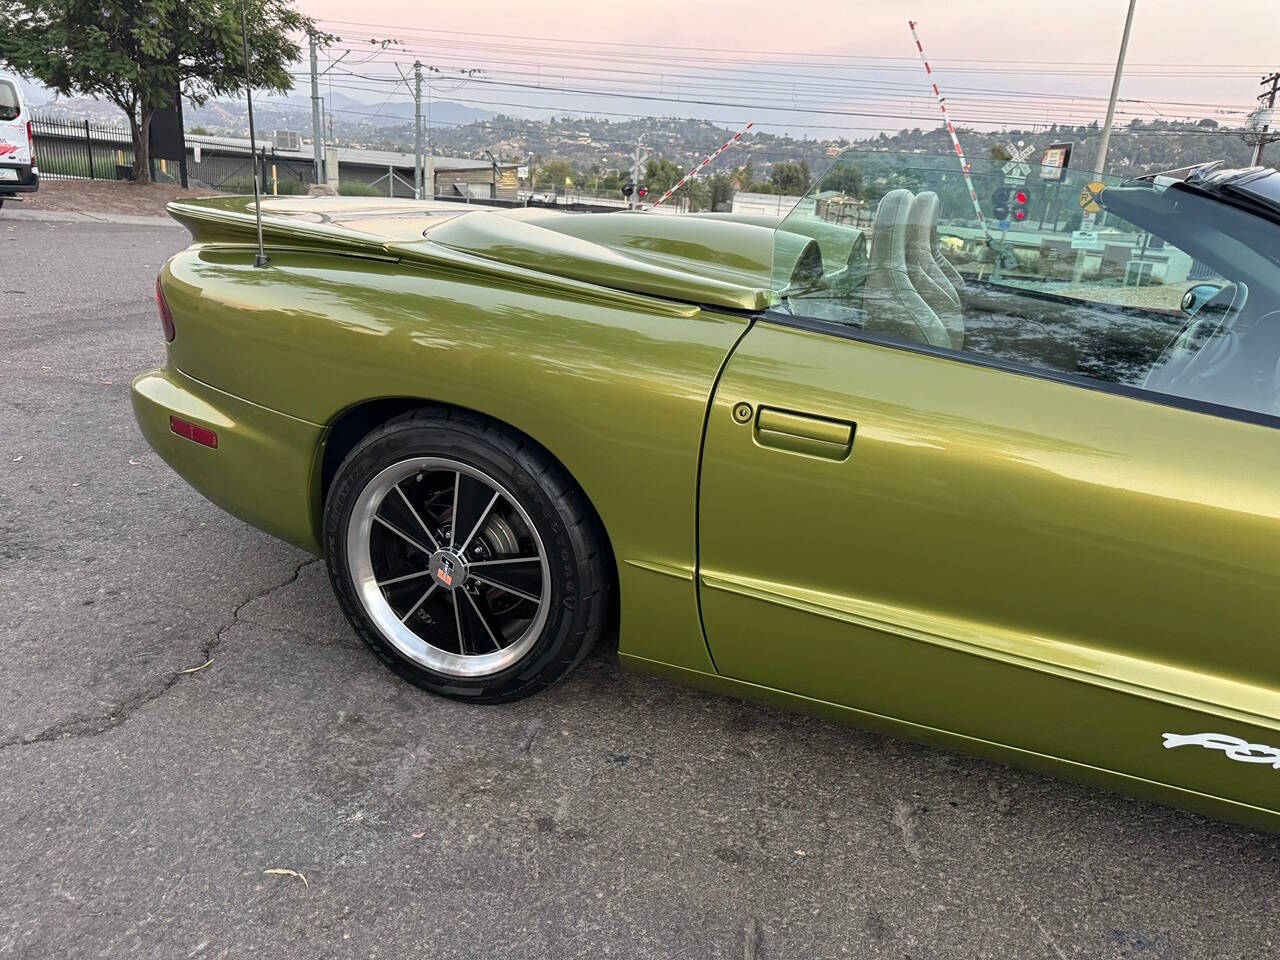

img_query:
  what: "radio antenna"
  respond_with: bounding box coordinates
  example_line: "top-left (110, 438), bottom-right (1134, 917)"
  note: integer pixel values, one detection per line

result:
top-left (241, 2), bottom-right (270, 268)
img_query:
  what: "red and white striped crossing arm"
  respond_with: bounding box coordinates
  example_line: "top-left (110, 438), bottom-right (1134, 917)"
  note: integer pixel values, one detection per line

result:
top-left (651, 121), bottom-right (754, 208)
top-left (907, 20), bottom-right (993, 243)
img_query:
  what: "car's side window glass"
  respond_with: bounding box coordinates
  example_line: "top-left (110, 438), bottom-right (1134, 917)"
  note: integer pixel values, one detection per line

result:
top-left (0, 82), bottom-right (20, 122)
top-left (771, 150), bottom-right (1280, 420)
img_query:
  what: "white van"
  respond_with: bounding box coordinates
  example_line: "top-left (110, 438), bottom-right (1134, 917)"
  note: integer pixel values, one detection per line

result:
top-left (0, 73), bottom-right (39, 207)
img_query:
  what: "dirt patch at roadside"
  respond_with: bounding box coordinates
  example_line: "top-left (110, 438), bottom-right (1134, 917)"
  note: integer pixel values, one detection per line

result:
top-left (14, 179), bottom-right (227, 217)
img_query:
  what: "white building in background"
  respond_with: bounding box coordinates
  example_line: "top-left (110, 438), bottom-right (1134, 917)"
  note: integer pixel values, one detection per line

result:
top-left (731, 192), bottom-right (804, 217)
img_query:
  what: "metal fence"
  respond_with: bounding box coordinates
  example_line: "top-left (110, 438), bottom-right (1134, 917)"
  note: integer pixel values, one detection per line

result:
top-left (188, 138), bottom-right (314, 193)
top-left (29, 115), bottom-right (549, 203)
top-left (30, 115), bottom-right (317, 191)
top-left (30, 117), bottom-right (135, 180)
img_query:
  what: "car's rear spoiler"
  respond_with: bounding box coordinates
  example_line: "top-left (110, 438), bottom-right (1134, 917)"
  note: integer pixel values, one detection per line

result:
top-left (167, 196), bottom-right (774, 313)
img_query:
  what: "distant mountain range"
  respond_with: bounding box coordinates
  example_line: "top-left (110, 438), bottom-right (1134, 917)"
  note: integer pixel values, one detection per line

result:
top-left (30, 87), bottom-right (495, 146)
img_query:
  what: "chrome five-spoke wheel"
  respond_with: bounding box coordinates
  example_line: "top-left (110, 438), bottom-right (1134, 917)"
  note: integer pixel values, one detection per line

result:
top-left (347, 457), bottom-right (551, 678)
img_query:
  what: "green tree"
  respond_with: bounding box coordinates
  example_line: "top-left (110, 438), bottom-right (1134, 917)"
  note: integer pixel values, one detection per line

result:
top-left (0, 0), bottom-right (320, 183)
top-left (707, 172), bottom-right (734, 211)
top-left (598, 170), bottom-right (623, 194)
top-left (770, 160), bottom-right (810, 195)
top-left (535, 158), bottom-right (574, 190)
top-left (643, 157), bottom-right (684, 196)
top-left (820, 163), bottom-right (863, 199)
top-left (684, 176), bottom-right (711, 212)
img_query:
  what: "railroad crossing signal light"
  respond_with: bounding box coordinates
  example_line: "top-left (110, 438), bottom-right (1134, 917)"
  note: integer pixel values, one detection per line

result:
top-left (637, 185), bottom-right (648, 199)
top-left (1011, 188), bottom-right (1030, 222)
top-left (991, 187), bottom-right (1011, 220)
top-left (622, 183), bottom-right (635, 198)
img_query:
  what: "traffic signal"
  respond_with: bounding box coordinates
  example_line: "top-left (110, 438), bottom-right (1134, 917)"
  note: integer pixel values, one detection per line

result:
top-left (1011, 187), bottom-right (1031, 222)
top-left (637, 185), bottom-right (648, 199)
top-left (991, 186), bottom-right (1011, 220)
top-left (622, 182), bottom-right (635, 198)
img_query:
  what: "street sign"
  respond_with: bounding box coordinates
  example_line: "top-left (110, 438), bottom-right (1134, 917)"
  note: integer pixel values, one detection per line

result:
top-left (1039, 142), bottom-right (1073, 181)
top-left (1002, 140), bottom-right (1034, 182)
top-left (1079, 181), bottom-right (1106, 214)
top-left (1071, 230), bottom-right (1102, 250)
top-left (998, 219), bottom-right (1011, 231)
top-left (517, 165), bottom-right (529, 179)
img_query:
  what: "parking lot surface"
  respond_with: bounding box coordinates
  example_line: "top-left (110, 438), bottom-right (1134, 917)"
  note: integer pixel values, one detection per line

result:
top-left (2, 215), bottom-right (1278, 959)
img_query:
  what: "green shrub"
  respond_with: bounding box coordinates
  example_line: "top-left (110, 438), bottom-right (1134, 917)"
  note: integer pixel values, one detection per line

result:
top-left (337, 181), bottom-right (387, 197)
top-left (214, 177), bottom-right (309, 196)
top-left (35, 153), bottom-right (94, 178)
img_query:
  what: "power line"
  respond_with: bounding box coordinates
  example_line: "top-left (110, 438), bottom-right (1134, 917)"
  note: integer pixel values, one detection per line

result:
top-left (301, 61), bottom-right (1253, 128)
top-left (317, 19), bottom-right (1272, 71)
top-left (285, 68), bottom-right (1256, 133)
top-left (267, 80), bottom-right (1261, 142)
top-left (326, 30), bottom-right (1259, 81)
top-left (307, 28), bottom-right (1260, 135)
top-left (319, 45), bottom-right (1254, 114)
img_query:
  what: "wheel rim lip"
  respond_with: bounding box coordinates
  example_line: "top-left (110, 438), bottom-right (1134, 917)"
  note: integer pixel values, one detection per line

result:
top-left (347, 456), bottom-right (552, 679)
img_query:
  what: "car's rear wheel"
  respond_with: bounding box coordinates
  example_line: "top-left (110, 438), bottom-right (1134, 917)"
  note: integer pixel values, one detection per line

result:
top-left (323, 407), bottom-right (609, 702)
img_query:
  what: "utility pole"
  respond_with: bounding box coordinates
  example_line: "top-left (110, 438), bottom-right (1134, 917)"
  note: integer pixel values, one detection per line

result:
top-left (308, 31), bottom-right (325, 184)
top-left (413, 61), bottom-right (424, 199)
top-left (484, 150), bottom-right (500, 199)
top-left (1251, 71), bottom-right (1279, 167)
top-left (1094, 0), bottom-right (1137, 177)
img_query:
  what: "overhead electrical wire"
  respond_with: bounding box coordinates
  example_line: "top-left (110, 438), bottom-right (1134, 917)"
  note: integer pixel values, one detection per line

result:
top-left (258, 16), bottom-right (1263, 167)
top-left (315, 20), bottom-right (1271, 73)
top-left (311, 45), bottom-right (1255, 114)
top-left (300, 25), bottom-right (1258, 132)
top-left (294, 63), bottom-right (1253, 128)
top-left (284, 68), bottom-right (1257, 134)
top-left (273, 78), bottom-right (1259, 144)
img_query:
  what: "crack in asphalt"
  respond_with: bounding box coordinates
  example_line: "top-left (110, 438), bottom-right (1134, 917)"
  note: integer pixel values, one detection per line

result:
top-left (0, 557), bottom-right (323, 752)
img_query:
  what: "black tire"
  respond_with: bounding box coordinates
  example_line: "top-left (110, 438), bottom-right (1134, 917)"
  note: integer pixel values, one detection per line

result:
top-left (323, 406), bottom-right (610, 703)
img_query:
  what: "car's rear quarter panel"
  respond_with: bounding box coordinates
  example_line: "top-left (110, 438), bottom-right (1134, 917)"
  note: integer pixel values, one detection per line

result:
top-left (157, 244), bottom-right (748, 672)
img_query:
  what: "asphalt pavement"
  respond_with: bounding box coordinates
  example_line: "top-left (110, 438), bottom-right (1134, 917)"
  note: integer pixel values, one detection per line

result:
top-left (2, 214), bottom-right (1278, 959)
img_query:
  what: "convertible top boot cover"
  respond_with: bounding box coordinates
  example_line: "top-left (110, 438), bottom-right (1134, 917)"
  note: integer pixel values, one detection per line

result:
top-left (862, 189), bottom-right (951, 348)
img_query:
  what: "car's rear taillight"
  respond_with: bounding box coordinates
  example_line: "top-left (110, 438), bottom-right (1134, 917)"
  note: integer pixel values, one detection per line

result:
top-left (155, 276), bottom-right (175, 342)
top-left (26, 120), bottom-right (34, 165)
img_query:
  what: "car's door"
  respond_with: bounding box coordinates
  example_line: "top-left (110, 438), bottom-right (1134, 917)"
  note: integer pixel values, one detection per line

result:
top-left (697, 151), bottom-right (1280, 812)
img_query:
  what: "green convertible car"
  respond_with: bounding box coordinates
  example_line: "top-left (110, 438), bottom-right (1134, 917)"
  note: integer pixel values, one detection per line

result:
top-left (134, 150), bottom-right (1280, 831)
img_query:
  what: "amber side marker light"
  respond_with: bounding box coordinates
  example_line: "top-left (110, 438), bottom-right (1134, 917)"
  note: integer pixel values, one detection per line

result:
top-left (170, 416), bottom-right (218, 449)
top-left (155, 276), bottom-right (176, 342)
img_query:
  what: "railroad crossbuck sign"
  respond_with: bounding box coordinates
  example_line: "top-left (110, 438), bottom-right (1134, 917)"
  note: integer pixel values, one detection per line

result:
top-left (1002, 141), bottom-right (1034, 182)
top-left (1080, 181), bottom-right (1106, 214)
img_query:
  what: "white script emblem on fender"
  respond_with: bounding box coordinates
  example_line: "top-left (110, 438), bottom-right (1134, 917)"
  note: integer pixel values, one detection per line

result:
top-left (1162, 732), bottom-right (1280, 770)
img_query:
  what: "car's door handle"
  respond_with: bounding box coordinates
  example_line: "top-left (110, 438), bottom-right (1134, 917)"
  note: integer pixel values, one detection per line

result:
top-left (753, 407), bottom-right (855, 461)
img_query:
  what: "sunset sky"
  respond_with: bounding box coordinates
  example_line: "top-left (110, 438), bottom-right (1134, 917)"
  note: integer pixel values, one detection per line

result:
top-left (289, 0), bottom-right (1278, 138)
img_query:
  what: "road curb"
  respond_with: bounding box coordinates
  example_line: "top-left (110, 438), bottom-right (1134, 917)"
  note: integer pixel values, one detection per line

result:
top-left (0, 208), bottom-right (179, 227)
